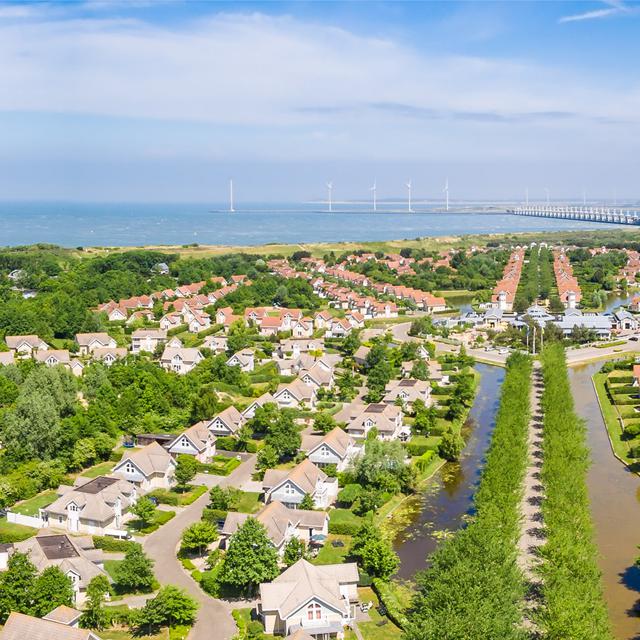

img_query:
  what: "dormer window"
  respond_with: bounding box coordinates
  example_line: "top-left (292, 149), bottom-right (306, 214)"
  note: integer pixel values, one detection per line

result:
top-left (307, 603), bottom-right (322, 621)
top-left (125, 461), bottom-right (136, 474)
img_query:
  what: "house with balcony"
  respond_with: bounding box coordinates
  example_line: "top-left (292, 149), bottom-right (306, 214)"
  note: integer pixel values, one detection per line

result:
top-left (301, 427), bottom-right (361, 472)
top-left (263, 459), bottom-right (338, 509)
top-left (337, 402), bottom-right (407, 441)
top-left (112, 442), bottom-right (176, 491)
top-left (40, 476), bottom-right (137, 536)
top-left (167, 422), bottom-right (216, 462)
top-left (259, 559), bottom-right (359, 638)
top-left (131, 329), bottom-right (167, 354)
top-left (221, 501), bottom-right (328, 557)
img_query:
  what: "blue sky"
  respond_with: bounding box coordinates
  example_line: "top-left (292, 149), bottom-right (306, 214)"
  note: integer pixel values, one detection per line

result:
top-left (0, 0), bottom-right (638, 203)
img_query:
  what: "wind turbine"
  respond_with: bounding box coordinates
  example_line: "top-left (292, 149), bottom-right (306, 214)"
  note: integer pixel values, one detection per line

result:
top-left (443, 178), bottom-right (449, 212)
top-left (406, 180), bottom-right (413, 213)
top-left (326, 181), bottom-right (333, 213)
top-left (370, 180), bottom-right (377, 212)
top-left (229, 179), bottom-right (235, 213)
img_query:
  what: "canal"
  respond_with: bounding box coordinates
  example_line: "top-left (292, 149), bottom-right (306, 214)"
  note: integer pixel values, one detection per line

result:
top-left (393, 362), bottom-right (505, 579)
top-left (569, 363), bottom-right (640, 640)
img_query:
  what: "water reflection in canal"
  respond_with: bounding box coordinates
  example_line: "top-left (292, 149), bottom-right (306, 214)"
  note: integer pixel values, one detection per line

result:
top-left (570, 363), bottom-right (640, 640)
top-left (394, 363), bottom-right (505, 579)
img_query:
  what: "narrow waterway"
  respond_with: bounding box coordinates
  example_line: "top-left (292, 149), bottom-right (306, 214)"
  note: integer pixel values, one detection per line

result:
top-left (393, 363), bottom-right (505, 579)
top-left (570, 363), bottom-right (640, 639)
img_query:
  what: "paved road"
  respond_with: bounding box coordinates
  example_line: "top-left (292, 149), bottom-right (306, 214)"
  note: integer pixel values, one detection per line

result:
top-left (566, 337), bottom-right (640, 366)
top-left (144, 454), bottom-right (257, 640)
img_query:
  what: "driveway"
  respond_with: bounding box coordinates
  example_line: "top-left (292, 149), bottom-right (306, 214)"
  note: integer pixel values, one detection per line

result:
top-left (143, 454), bottom-right (256, 640)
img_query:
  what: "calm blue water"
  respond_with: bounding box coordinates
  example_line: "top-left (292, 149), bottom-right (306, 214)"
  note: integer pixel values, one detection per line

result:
top-left (0, 201), bottom-right (614, 248)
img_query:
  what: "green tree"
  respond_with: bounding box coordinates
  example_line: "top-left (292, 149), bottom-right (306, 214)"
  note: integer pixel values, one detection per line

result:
top-left (31, 566), bottom-right (74, 617)
top-left (71, 437), bottom-right (97, 470)
top-left (80, 574), bottom-right (111, 630)
top-left (351, 522), bottom-right (398, 579)
top-left (299, 493), bottom-right (315, 510)
top-left (220, 518), bottom-right (279, 594)
top-left (137, 585), bottom-right (198, 632)
top-left (189, 386), bottom-right (219, 422)
top-left (257, 444), bottom-right (278, 471)
top-left (175, 454), bottom-right (198, 488)
top-left (181, 522), bottom-right (218, 556)
top-left (265, 412), bottom-right (301, 460)
top-left (411, 360), bottom-right (429, 381)
top-left (283, 537), bottom-right (307, 567)
top-left (209, 485), bottom-right (232, 510)
top-left (131, 496), bottom-right (157, 527)
top-left (113, 545), bottom-right (155, 593)
top-left (0, 552), bottom-right (37, 622)
top-left (438, 430), bottom-right (465, 462)
top-left (313, 412), bottom-right (336, 434)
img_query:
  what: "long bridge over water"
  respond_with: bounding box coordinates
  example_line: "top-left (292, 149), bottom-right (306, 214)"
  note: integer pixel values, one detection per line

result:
top-left (508, 205), bottom-right (640, 226)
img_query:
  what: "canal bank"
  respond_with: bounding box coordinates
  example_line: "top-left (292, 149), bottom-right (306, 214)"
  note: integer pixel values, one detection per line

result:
top-left (392, 362), bottom-right (505, 579)
top-left (570, 363), bottom-right (640, 640)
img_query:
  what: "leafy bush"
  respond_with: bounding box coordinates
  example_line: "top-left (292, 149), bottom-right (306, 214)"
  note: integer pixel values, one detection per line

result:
top-left (92, 535), bottom-right (139, 553)
top-left (337, 483), bottom-right (363, 506)
top-left (328, 509), bottom-right (364, 535)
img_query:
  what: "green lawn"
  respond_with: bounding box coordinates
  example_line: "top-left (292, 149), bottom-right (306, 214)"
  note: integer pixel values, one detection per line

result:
top-left (128, 509), bottom-right (176, 535)
top-left (328, 508), bottom-right (363, 534)
top-left (355, 587), bottom-right (404, 640)
top-left (312, 534), bottom-right (352, 565)
top-left (103, 559), bottom-right (122, 582)
top-left (593, 372), bottom-right (635, 465)
top-left (0, 517), bottom-right (37, 543)
top-left (148, 485), bottom-right (208, 506)
top-left (12, 490), bottom-right (57, 516)
top-left (198, 456), bottom-right (242, 476)
top-left (81, 461), bottom-right (114, 478)
top-left (234, 491), bottom-right (261, 514)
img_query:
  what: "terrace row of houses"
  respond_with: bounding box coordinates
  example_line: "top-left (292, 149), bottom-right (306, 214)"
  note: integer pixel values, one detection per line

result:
top-left (492, 248), bottom-right (525, 311)
top-left (553, 249), bottom-right (581, 309)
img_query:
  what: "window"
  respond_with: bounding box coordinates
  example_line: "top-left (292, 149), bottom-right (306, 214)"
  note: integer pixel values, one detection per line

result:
top-left (307, 603), bottom-right (322, 621)
top-left (125, 462), bottom-right (136, 474)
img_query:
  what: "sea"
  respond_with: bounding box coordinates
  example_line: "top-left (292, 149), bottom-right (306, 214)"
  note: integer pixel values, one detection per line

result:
top-left (0, 201), bottom-right (616, 248)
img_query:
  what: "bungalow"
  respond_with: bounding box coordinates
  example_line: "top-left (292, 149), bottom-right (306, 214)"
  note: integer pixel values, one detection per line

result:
top-left (337, 402), bottom-right (406, 441)
top-left (277, 339), bottom-right (324, 359)
top-left (35, 349), bottom-right (71, 368)
top-left (187, 310), bottom-right (211, 334)
top-left (313, 310), bottom-right (333, 330)
top-left (298, 361), bottom-right (334, 390)
top-left (5, 334), bottom-right (49, 356)
top-left (0, 351), bottom-right (15, 366)
top-left (91, 347), bottom-right (128, 366)
top-left (131, 329), bottom-right (167, 354)
top-left (2, 534), bottom-right (108, 607)
top-left (226, 349), bottom-right (255, 372)
top-left (301, 427), bottom-right (361, 472)
top-left (325, 318), bottom-right (352, 338)
top-left (221, 501), bottom-right (328, 557)
top-left (258, 559), bottom-right (358, 637)
top-left (207, 406), bottom-right (245, 437)
top-left (242, 393), bottom-right (276, 420)
top-left (159, 313), bottom-right (183, 331)
top-left (263, 459), bottom-right (338, 509)
top-left (344, 311), bottom-right (365, 329)
top-left (202, 335), bottom-right (228, 353)
top-left (0, 609), bottom-right (102, 640)
top-left (383, 378), bottom-right (431, 408)
top-left (274, 379), bottom-right (317, 410)
top-left (160, 347), bottom-right (204, 375)
top-left (112, 442), bottom-right (176, 491)
top-left (291, 317), bottom-right (314, 338)
top-left (167, 422), bottom-right (216, 462)
top-left (105, 304), bottom-right (128, 322)
top-left (352, 345), bottom-right (370, 367)
top-left (259, 316), bottom-right (285, 336)
top-left (41, 476), bottom-right (137, 536)
top-left (69, 360), bottom-right (85, 377)
top-left (75, 333), bottom-right (116, 356)
top-left (612, 309), bottom-right (640, 332)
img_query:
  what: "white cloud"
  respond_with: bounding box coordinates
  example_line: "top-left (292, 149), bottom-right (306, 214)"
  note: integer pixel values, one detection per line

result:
top-left (559, 0), bottom-right (635, 23)
top-left (0, 7), bottom-right (636, 130)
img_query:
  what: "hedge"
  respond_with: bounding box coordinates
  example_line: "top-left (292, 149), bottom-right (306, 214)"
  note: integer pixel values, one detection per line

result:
top-left (372, 578), bottom-right (409, 629)
top-left (328, 508), bottom-right (364, 535)
top-left (93, 535), bottom-right (139, 553)
top-left (414, 450), bottom-right (434, 473)
top-left (538, 344), bottom-right (612, 638)
top-left (406, 352), bottom-right (532, 639)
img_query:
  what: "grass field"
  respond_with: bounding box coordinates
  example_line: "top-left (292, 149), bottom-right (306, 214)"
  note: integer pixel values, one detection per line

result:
top-left (81, 461), bottom-right (115, 478)
top-left (128, 509), bottom-right (176, 535)
top-left (0, 517), bottom-right (37, 543)
top-left (313, 534), bottom-right (353, 565)
top-left (593, 372), bottom-right (636, 466)
top-left (12, 490), bottom-right (57, 516)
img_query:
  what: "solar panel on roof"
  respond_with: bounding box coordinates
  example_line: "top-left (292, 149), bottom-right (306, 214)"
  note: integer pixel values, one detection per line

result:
top-left (37, 535), bottom-right (79, 560)
top-left (75, 476), bottom-right (119, 494)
